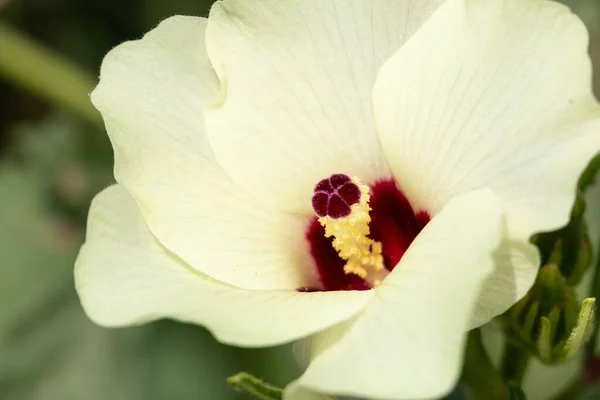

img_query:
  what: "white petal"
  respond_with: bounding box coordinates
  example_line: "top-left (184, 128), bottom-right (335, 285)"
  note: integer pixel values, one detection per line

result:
top-left (75, 185), bottom-right (373, 347)
top-left (523, 357), bottom-right (582, 400)
top-left (470, 238), bottom-right (540, 327)
top-left (91, 16), bottom-right (314, 289)
top-left (374, 0), bottom-right (600, 240)
top-left (295, 190), bottom-right (503, 399)
top-left (284, 381), bottom-right (333, 400)
top-left (292, 320), bottom-right (354, 372)
top-left (204, 0), bottom-right (445, 213)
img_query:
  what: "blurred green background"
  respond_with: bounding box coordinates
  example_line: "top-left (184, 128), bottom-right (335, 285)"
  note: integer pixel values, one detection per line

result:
top-left (1, 1), bottom-right (600, 399)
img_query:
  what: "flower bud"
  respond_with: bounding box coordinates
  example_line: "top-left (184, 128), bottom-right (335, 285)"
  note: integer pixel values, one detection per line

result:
top-left (537, 298), bottom-right (595, 362)
top-left (504, 265), bottom-right (596, 364)
top-left (545, 233), bottom-right (593, 287)
top-left (533, 224), bottom-right (592, 288)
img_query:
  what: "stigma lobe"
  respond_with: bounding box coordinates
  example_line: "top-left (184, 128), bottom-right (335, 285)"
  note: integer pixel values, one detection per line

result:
top-left (311, 174), bottom-right (361, 218)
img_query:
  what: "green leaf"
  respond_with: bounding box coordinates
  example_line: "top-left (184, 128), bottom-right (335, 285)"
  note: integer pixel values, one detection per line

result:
top-left (0, 22), bottom-right (102, 125)
top-left (507, 382), bottom-right (527, 400)
top-left (227, 373), bottom-right (283, 400)
top-left (578, 152), bottom-right (600, 193)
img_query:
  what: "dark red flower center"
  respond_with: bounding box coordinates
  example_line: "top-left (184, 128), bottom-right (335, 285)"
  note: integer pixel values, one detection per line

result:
top-left (303, 177), bottom-right (430, 292)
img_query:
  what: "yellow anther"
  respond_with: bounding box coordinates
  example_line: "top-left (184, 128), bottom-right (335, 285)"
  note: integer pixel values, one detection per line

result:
top-left (317, 177), bottom-right (386, 284)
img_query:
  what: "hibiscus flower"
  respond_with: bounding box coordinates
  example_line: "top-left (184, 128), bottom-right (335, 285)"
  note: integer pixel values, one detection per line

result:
top-left (75, 0), bottom-right (600, 398)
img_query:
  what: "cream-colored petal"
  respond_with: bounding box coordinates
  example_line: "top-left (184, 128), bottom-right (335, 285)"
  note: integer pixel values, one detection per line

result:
top-left (295, 190), bottom-right (503, 399)
top-left (374, 0), bottom-right (600, 240)
top-left (75, 185), bottom-right (373, 347)
top-left (523, 357), bottom-right (582, 400)
top-left (292, 320), bottom-right (354, 373)
top-left (91, 16), bottom-right (314, 289)
top-left (283, 381), bottom-right (333, 400)
top-left (204, 0), bottom-right (445, 213)
top-left (470, 238), bottom-right (540, 327)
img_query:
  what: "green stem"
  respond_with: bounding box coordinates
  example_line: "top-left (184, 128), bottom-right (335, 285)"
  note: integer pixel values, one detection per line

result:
top-left (227, 373), bottom-right (283, 400)
top-left (462, 329), bottom-right (506, 400)
top-left (0, 22), bottom-right (102, 126)
top-left (500, 341), bottom-right (531, 385)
